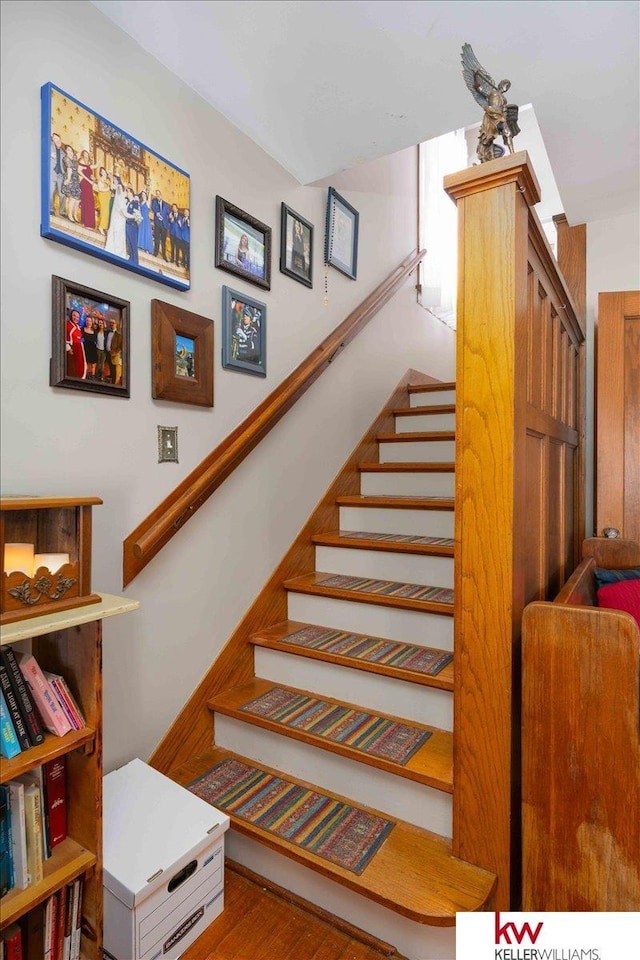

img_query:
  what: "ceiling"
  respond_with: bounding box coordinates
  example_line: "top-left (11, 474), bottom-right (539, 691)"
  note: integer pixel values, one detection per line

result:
top-left (92, 0), bottom-right (639, 225)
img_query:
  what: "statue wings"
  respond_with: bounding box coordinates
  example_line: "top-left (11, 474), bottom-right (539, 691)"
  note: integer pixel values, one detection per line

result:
top-left (461, 43), bottom-right (497, 110)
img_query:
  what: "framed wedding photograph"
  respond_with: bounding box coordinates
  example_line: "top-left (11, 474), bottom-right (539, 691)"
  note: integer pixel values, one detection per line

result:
top-left (215, 196), bottom-right (271, 290)
top-left (151, 300), bottom-right (214, 407)
top-left (50, 275), bottom-right (130, 397)
top-left (280, 203), bottom-right (313, 288)
top-left (221, 286), bottom-right (267, 377)
top-left (325, 187), bottom-right (359, 280)
top-left (41, 82), bottom-right (191, 291)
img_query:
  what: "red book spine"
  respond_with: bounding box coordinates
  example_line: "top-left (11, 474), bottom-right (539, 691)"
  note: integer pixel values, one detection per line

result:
top-left (44, 757), bottom-right (67, 848)
top-left (1, 924), bottom-right (23, 960)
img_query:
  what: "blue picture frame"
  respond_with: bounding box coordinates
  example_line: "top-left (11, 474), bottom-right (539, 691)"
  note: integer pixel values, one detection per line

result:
top-left (221, 285), bottom-right (267, 377)
top-left (324, 187), bottom-right (359, 281)
top-left (41, 83), bottom-right (191, 291)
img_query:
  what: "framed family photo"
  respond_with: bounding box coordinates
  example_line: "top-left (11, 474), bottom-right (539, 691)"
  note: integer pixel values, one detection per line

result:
top-left (280, 203), bottom-right (313, 288)
top-left (221, 286), bottom-right (267, 377)
top-left (215, 196), bottom-right (271, 290)
top-left (151, 300), bottom-right (214, 407)
top-left (325, 187), bottom-right (359, 280)
top-left (41, 83), bottom-right (191, 291)
top-left (50, 275), bottom-right (130, 397)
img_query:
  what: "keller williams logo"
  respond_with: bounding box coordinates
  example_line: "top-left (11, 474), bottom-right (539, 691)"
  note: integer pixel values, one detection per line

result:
top-left (495, 912), bottom-right (544, 945)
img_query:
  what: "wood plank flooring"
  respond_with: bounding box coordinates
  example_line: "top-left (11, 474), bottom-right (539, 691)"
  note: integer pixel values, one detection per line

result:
top-left (182, 861), bottom-right (407, 960)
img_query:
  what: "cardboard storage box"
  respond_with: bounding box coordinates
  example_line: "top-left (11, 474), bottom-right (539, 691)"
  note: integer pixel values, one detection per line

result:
top-left (103, 758), bottom-right (229, 960)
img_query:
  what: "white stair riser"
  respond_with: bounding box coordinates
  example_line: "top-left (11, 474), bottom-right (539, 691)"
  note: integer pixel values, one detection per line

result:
top-left (215, 716), bottom-right (452, 835)
top-left (254, 648), bottom-right (453, 730)
top-left (395, 413), bottom-right (454, 432)
top-left (361, 471), bottom-right (455, 497)
top-left (410, 389), bottom-right (455, 407)
top-left (227, 833), bottom-right (456, 960)
top-left (379, 440), bottom-right (455, 463)
top-left (315, 546), bottom-right (454, 588)
top-left (339, 506), bottom-right (454, 538)
top-left (287, 592), bottom-right (454, 650)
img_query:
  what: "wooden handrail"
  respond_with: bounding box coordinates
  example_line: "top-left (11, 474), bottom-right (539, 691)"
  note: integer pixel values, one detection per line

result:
top-left (123, 248), bottom-right (425, 586)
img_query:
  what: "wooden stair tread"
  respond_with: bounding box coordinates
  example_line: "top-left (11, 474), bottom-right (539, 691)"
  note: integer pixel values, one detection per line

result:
top-left (170, 747), bottom-right (496, 925)
top-left (311, 530), bottom-right (454, 557)
top-left (283, 572), bottom-right (454, 616)
top-left (336, 495), bottom-right (455, 511)
top-left (407, 382), bottom-right (455, 393)
top-left (251, 620), bottom-right (454, 691)
top-left (358, 462), bottom-right (455, 473)
top-left (376, 431), bottom-right (455, 442)
top-left (393, 405), bottom-right (455, 416)
top-left (208, 677), bottom-right (452, 792)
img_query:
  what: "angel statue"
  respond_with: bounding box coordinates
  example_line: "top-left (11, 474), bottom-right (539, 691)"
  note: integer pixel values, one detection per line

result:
top-left (461, 43), bottom-right (520, 163)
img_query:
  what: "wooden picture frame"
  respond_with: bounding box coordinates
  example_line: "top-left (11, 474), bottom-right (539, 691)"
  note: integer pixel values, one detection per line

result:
top-left (325, 186), bottom-right (359, 280)
top-left (280, 203), bottom-right (313, 288)
top-left (151, 300), bottom-right (214, 407)
top-left (215, 196), bottom-right (271, 290)
top-left (50, 275), bottom-right (130, 397)
top-left (41, 83), bottom-right (190, 291)
top-left (221, 285), bottom-right (267, 377)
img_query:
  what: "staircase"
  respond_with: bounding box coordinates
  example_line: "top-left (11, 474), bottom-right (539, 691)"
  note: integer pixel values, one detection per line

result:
top-left (168, 379), bottom-right (495, 959)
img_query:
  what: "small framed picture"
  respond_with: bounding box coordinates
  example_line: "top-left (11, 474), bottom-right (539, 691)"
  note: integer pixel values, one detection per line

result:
top-left (221, 286), bottom-right (266, 377)
top-left (151, 300), bottom-right (213, 407)
top-left (325, 187), bottom-right (359, 280)
top-left (280, 203), bottom-right (313, 288)
top-left (215, 196), bottom-right (271, 290)
top-left (50, 275), bottom-right (130, 397)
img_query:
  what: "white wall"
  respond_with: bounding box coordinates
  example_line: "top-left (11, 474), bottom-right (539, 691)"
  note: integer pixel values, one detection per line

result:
top-left (0, 0), bottom-right (454, 770)
top-left (584, 212), bottom-right (640, 534)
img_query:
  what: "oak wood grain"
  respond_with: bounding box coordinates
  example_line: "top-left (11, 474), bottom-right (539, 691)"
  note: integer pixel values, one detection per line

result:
top-left (284, 571), bottom-right (454, 617)
top-left (335, 495), bottom-right (454, 511)
top-left (311, 531), bottom-right (454, 557)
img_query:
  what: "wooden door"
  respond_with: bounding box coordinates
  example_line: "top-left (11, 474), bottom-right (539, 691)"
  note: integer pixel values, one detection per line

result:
top-left (596, 291), bottom-right (640, 542)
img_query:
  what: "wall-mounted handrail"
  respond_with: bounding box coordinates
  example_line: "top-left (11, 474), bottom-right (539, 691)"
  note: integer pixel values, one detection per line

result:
top-left (123, 248), bottom-right (425, 586)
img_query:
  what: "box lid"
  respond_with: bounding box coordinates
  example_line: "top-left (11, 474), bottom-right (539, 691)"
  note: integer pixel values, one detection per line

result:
top-left (103, 758), bottom-right (229, 908)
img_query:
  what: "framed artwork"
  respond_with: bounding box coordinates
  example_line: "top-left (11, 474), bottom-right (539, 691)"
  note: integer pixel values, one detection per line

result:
top-left (325, 187), bottom-right (359, 280)
top-left (215, 196), bottom-right (271, 290)
top-left (221, 286), bottom-right (267, 377)
top-left (151, 300), bottom-right (213, 407)
top-left (50, 275), bottom-right (130, 397)
top-left (280, 203), bottom-right (313, 288)
top-left (41, 82), bottom-right (191, 291)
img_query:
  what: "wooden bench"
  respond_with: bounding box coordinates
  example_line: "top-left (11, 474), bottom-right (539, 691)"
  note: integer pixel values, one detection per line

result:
top-left (522, 537), bottom-right (640, 910)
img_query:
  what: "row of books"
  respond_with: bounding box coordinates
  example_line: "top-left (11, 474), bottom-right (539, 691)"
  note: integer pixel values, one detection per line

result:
top-left (0, 758), bottom-right (67, 897)
top-left (0, 878), bottom-right (84, 960)
top-left (0, 647), bottom-right (86, 760)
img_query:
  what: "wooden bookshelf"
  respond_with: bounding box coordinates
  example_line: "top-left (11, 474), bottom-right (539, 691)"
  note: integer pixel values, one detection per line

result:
top-left (0, 587), bottom-right (138, 957)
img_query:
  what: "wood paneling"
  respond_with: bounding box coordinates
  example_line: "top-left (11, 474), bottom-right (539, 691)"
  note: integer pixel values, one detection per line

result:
top-left (444, 152), bottom-right (585, 907)
top-left (552, 214), bottom-right (586, 325)
top-left (596, 291), bottom-right (640, 541)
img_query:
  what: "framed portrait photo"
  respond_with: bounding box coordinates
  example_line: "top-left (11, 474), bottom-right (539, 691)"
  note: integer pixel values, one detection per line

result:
top-left (221, 286), bottom-right (267, 377)
top-left (280, 203), bottom-right (313, 288)
top-left (325, 187), bottom-right (359, 280)
top-left (50, 275), bottom-right (130, 397)
top-left (41, 82), bottom-right (191, 291)
top-left (215, 196), bottom-right (271, 290)
top-left (151, 300), bottom-right (214, 407)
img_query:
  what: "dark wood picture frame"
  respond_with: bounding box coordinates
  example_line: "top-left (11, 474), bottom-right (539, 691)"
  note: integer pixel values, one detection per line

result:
top-left (325, 186), bottom-right (359, 280)
top-left (151, 300), bottom-right (214, 407)
top-left (215, 196), bottom-right (271, 290)
top-left (280, 202), bottom-right (313, 288)
top-left (50, 275), bottom-right (130, 397)
top-left (221, 285), bottom-right (267, 377)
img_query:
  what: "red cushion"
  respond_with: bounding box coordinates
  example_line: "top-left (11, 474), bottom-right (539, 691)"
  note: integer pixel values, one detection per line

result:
top-left (597, 579), bottom-right (640, 630)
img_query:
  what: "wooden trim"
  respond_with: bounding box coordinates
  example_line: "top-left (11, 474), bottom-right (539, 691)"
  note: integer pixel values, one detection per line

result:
top-left (376, 432), bottom-right (455, 442)
top-left (393, 404), bottom-right (455, 416)
top-left (148, 370), bottom-right (424, 775)
top-left (284, 572), bottom-right (454, 616)
top-left (358, 462), bottom-right (454, 473)
top-left (311, 531), bottom-right (454, 557)
top-left (552, 214), bottom-right (586, 325)
top-left (335, 495), bottom-right (454, 510)
top-left (123, 250), bottom-right (425, 587)
top-left (0, 497), bottom-right (103, 509)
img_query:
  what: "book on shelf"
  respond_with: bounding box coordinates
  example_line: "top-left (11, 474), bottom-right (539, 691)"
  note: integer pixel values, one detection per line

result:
top-left (44, 888), bottom-right (60, 960)
top-left (0, 924), bottom-right (22, 960)
top-left (17, 655), bottom-right (72, 738)
top-left (56, 884), bottom-right (68, 960)
top-left (0, 689), bottom-right (21, 760)
top-left (15, 776), bottom-right (43, 886)
top-left (43, 672), bottom-right (86, 732)
top-left (0, 783), bottom-right (15, 897)
top-left (7, 780), bottom-right (29, 889)
top-left (21, 901), bottom-right (44, 960)
top-left (70, 876), bottom-right (83, 960)
top-left (43, 757), bottom-right (67, 849)
top-left (63, 881), bottom-right (74, 960)
top-left (0, 648), bottom-right (44, 747)
top-left (0, 662), bottom-right (30, 751)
